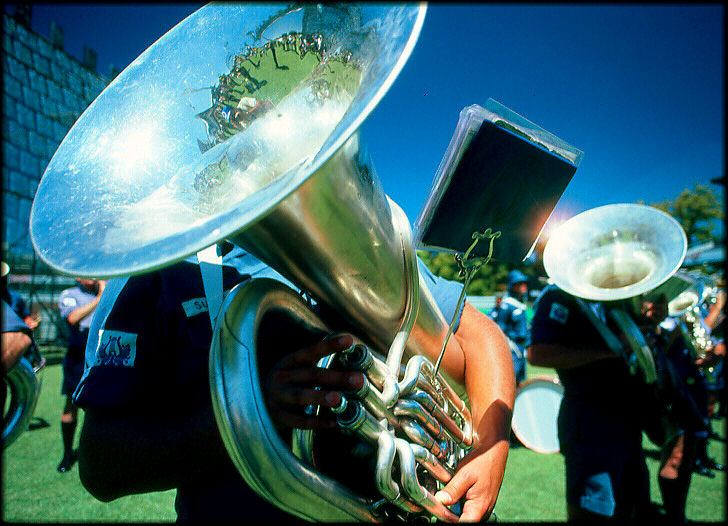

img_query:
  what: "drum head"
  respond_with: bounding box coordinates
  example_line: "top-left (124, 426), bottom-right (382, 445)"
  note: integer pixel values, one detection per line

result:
top-left (511, 377), bottom-right (563, 454)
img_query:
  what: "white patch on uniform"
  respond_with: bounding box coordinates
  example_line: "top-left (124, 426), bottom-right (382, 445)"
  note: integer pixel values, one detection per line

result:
top-left (549, 302), bottom-right (569, 324)
top-left (61, 297), bottom-right (78, 307)
top-left (182, 297), bottom-right (209, 318)
top-left (92, 330), bottom-right (137, 367)
top-left (513, 308), bottom-right (523, 316)
top-left (503, 297), bottom-right (527, 311)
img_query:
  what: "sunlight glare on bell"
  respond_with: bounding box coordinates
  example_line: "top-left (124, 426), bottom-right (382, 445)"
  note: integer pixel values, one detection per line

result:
top-left (108, 123), bottom-right (159, 176)
top-left (543, 203), bottom-right (687, 301)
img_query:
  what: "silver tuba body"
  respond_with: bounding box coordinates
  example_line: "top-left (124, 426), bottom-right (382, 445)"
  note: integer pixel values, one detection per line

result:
top-left (668, 271), bottom-right (722, 384)
top-left (3, 344), bottom-right (45, 448)
top-left (29, 3), bottom-right (473, 521)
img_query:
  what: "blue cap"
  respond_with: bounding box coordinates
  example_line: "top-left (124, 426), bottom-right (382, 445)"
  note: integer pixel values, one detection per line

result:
top-left (507, 270), bottom-right (528, 288)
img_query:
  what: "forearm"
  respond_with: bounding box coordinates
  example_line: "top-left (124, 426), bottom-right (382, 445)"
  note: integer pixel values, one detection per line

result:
top-left (704, 297), bottom-right (725, 330)
top-left (457, 304), bottom-right (515, 448)
top-left (527, 342), bottom-right (615, 369)
top-left (67, 297), bottom-right (100, 326)
top-left (1, 332), bottom-right (32, 373)
top-left (433, 303), bottom-right (513, 520)
top-left (78, 404), bottom-right (231, 502)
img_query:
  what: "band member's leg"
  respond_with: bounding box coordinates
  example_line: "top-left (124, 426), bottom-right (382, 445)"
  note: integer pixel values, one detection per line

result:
top-left (58, 397), bottom-right (79, 472)
top-left (58, 351), bottom-right (84, 473)
top-left (658, 432), bottom-right (697, 522)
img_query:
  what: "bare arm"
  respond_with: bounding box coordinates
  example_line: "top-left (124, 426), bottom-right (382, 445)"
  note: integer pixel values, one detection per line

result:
top-left (66, 281), bottom-right (106, 326)
top-left (704, 290), bottom-right (726, 331)
top-left (78, 404), bottom-right (231, 502)
top-left (1, 331), bottom-right (32, 373)
top-left (433, 302), bottom-right (515, 522)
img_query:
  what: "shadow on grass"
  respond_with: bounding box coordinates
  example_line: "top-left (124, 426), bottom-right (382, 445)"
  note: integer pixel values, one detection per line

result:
top-left (27, 417), bottom-right (51, 431)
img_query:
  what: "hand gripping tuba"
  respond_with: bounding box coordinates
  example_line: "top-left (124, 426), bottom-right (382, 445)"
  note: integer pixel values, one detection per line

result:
top-left (29, 3), bottom-right (473, 521)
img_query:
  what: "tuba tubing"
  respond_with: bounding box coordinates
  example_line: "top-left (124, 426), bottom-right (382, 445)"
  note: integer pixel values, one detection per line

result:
top-left (227, 134), bottom-right (464, 393)
top-left (341, 345), bottom-right (472, 447)
top-left (607, 309), bottom-right (658, 384)
top-left (211, 276), bottom-right (472, 522)
top-left (3, 352), bottom-right (45, 448)
top-left (211, 277), bottom-right (381, 522)
top-left (217, 131), bottom-right (475, 520)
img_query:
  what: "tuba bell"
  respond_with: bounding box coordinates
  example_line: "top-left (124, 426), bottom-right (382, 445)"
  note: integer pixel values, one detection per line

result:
top-left (29, 3), bottom-right (473, 521)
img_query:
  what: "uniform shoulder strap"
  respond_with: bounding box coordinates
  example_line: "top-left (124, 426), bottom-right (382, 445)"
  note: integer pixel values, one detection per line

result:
top-left (197, 244), bottom-right (223, 328)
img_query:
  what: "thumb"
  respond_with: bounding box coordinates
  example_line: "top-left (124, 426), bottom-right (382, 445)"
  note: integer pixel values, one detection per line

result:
top-left (434, 489), bottom-right (453, 505)
top-left (434, 470), bottom-right (472, 506)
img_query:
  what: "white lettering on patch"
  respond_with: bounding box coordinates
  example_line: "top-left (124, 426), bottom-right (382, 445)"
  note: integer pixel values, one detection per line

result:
top-left (549, 302), bottom-right (569, 324)
top-left (182, 297), bottom-right (209, 318)
top-left (93, 330), bottom-right (137, 367)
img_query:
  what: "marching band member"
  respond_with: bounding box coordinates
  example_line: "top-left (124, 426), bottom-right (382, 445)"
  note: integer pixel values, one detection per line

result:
top-left (527, 285), bottom-right (665, 522)
top-left (698, 288), bottom-right (725, 420)
top-left (2, 263), bottom-right (35, 374)
top-left (651, 314), bottom-right (707, 523)
top-left (73, 242), bottom-right (514, 522)
top-left (688, 286), bottom-right (725, 475)
top-left (2, 300), bottom-right (34, 375)
top-left (2, 262), bottom-right (40, 331)
top-left (490, 270), bottom-right (530, 388)
top-left (56, 278), bottom-right (106, 473)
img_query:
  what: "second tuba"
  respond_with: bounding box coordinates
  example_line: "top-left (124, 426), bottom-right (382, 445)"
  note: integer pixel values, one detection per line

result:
top-left (542, 203), bottom-right (688, 444)
top-left (3, 344), bottom-right (45, 448)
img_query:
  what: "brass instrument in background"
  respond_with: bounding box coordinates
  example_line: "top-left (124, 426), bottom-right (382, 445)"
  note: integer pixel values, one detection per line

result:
top-left (668, 271), bottom-right (723, 385)
top-left (3, 345), bottom-right (45, 448)
top-left (543, 203), bottom-right (688, 445)
top-left (543, 203), bottom-right (687, 381)
top-left (29, 3), bottom-right (476, 522)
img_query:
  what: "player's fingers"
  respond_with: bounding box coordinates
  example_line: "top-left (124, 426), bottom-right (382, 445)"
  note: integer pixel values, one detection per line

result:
top-left (270, 367), bottom-right (364, 390)
top-left (271, 386), bottom-right (342, 407)
top-left (277, 333), bottom-right (354, 367)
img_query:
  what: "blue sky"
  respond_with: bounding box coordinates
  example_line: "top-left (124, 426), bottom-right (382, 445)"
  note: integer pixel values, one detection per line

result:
top-left (27, 3), bottom-right (724, 240)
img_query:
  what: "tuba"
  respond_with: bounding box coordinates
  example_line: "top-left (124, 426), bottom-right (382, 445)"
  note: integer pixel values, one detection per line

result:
top-left (542, 203), bottom-right (688, 444)
top-left (668, 271), bottom-right (712, 359)
top-left (3, 344), bottom-right (45, 448)
top-left (29, 3), bottom-right (474, 521)
top-left (668, 271), bottom-right (722, 384)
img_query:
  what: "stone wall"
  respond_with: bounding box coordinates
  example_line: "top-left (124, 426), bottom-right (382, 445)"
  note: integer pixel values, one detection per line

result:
top-left (2, 9), bottom-right (110, 259)
top-left (2, 8), bottom-right (112, 345)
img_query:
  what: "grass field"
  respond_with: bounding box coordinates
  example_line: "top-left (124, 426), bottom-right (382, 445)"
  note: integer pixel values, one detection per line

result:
top-left (3, 363), bottom-right (726, 522)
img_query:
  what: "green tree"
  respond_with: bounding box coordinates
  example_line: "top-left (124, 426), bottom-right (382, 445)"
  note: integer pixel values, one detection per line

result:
top-left (649, 183), bottom-right (724, 245)
top-left (417, 250), bottom-right (518, 295)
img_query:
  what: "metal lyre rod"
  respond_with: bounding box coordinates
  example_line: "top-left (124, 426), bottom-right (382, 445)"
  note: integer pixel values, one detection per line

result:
top-left (433, 228), bottom-right (500, 375)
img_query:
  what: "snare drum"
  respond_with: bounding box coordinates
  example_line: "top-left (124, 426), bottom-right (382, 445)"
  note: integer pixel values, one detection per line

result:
top-left (511, 377), bottom-right (563, 454)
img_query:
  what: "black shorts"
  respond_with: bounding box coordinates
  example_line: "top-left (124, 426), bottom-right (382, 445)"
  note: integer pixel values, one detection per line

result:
top-left (61, 354), bottom-right (85, 396)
